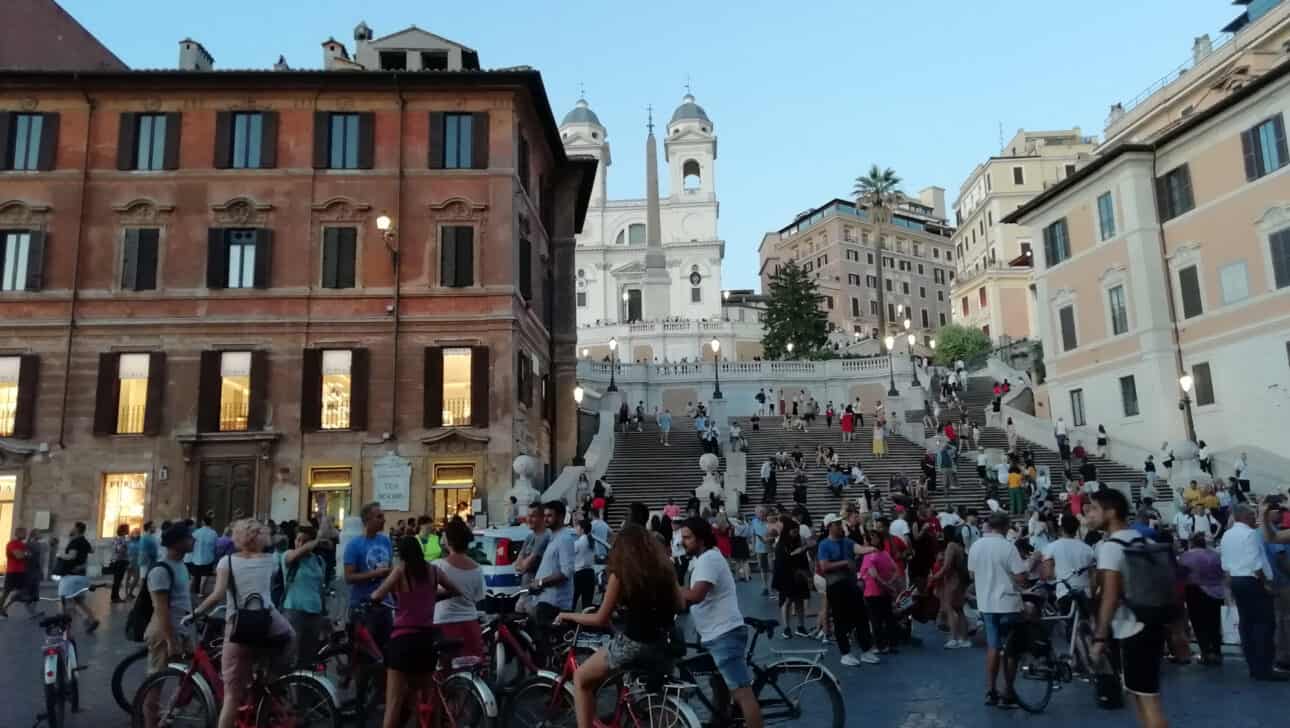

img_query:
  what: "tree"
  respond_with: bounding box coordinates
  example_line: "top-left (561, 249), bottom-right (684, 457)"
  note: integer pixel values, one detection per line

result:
top-left (853, 165), bottom-right (904, 336)
top-left (932, 324), bottom-right (991, 367)
top-left (762, 260), bottom-right (829, 359)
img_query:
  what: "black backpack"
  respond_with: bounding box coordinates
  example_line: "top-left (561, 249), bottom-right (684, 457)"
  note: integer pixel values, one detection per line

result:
top-left (1108, 536), bottom-right (1179, 625)
top-left (125, 562), bottom-right (174, 642)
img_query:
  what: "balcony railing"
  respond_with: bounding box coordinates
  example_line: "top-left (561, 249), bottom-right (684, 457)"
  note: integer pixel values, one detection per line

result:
top-left (578, 355), bottom-right (905, 386)
top-left (219, 402), bottom-right (249, 432)
top-left (443, 397), bottom-right (471, 426)
top-left (0, 405), bottom-right (14, 436)
top-left (116, 404), bottom-right (146, 435)
top-left (322, 402), bottom-right (350, 430)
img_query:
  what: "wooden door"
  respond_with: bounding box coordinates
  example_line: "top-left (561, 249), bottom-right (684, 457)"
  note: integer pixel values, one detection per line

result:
top-left (198, 459), bottom-right (257, 531)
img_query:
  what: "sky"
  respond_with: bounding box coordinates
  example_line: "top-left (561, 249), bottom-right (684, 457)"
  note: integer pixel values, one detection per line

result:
top-left (59, 0), bottom-right (1238, 289)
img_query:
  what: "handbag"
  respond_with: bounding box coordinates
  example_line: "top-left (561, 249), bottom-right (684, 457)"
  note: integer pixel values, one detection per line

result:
top-left (225, 555), bottom-right (284, 647)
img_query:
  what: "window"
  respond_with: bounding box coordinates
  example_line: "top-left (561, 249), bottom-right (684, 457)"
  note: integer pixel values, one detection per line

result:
top-left (902, 282), bottom-right (910, 295)
top-left (933, 248), bottom-right (940, 259)
top-left (131, 113), bottom-right (171, 171)
top-left (1065, 164), bottom-right (1076, 178)
top-left (921, 308), bottom-right (929, 328)
top-left (939, 312), bottom-right (947, 326)
top-left (919, 286), bottom-right (926, 298)
top-left (691, 286), bottom-right (702, 303)
top-left (851, 297), bottom-right (860, 317)
top-left (379, 51), bottom-right (407, 70)
top-left (231, 112), bottom-right (263, 169)
top-left (225, 229), bottom-right (259, 289)
top-left (518, 238), bottom-right (532, 301)
top-left (933, 269), bottom-right (945, 284)
top-left (870, 300), bottom-right (879, 315)
top-left (321, 350), bottom-right (353, 430)
top-left (917, 263), bottom-right (924, 276)
top-left (121, 228), bottom-right (159, 291)
top-left (1, 230), bottom-right (44, 291)
top-left (846, 249), bottom-right (858, 261)
top-left (961, 296), bottom-right (969, 317)
top-left (986, 174), bottom-right (992, 192)
top-left (0, 355), bottom-right (36, 438)
top-left (1242, 114), bottom-right (1288, 181)
top-left (866, 252), bottom-right (874, 265)
top-left (1070, 389), bottom-right (1086, 426)
top-left (100, 473), bottom-right (146, 538)
top-left (978, 288), bottom-right (987, 308)
top-left (865, 275), bottom-right (876, 288)
top-left (322, 227), bottom-right (357, 289)
top-left (987, 211), bottom-right (993, 226)
top-left (885, 279), bottom-right (892, 292)
top-left (1157, 164), bottom-right (1194, 220)
top-left (4, 112), bottom-right (57, 171)
top-left (517, 352), bottom-right (533, 408)
top-left (1272, 229), bottom-right (1290, 290)
top-left (1108, 284), bottom-right (1128, 335)
top-left (848, 273), bottom-right (861, 286)
top-left (576, 291), bottom-right (587, 307)
top-left (1097, 192), bottom-right (1116, 240)
top-left (1178, 265), bottom-right (1203, 319)
top-left (1012, 167), bottom-right (1024, 184)
top-left (421, 51), bottom-right (448, 70)
top-left (1220, 261), bottom-right (1249, 304)
top-left (1042, 218), bottom-right (1071, 267)
top-left (1059, 305), bottom-right (1077, 352)
top-left (517, 133), bottom-right (531, 193)
top-left (442, 348), bottom-right (473, 425)
top-left (825, 296), bottom-right (834, 310)
top-left (888, 303), bottom-right (896, 322)
top-left (440, 226), bottom-right (474, 287)
top-left (1119, 375), bottom-right (1139, 417)
top-left (937, 290), bottom-right (944, 302)
top-left (116, 353), bottom-right (151, 434)
top-left (218, 351), bottom-right (251, 431)
top-left (1192, 362), bottom-right (1215, 406)
top-left (0, 357), bottom-right (16, 436)
top-left (329, 113), bottom-right (360, 169)
top-left (444, 113), bottom-right (473, 169)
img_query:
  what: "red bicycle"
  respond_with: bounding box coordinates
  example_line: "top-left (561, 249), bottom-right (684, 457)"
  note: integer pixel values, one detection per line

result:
top-left (390, 629), bottom-right (498, 728)
top-left (502, 624), bottom-right (698, 728)
top-left (480, 589), bottom-right (594, 693)
top-left (314, 602), bottom-right (389, 719)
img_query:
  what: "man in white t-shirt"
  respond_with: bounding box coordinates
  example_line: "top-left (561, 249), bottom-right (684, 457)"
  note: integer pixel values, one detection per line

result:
top-left (681, 518), bottom-right (764, 728)
top-left (1041, 514), bottom-right (1094, 605)
top-left (889, 509), bottom-right (911, 545)
top-left (967, 512), bottom-right (1028, 709)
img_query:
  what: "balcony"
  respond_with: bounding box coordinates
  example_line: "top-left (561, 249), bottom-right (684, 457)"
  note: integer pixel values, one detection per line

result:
top-left (952, 259), bottom-right (1033, 290)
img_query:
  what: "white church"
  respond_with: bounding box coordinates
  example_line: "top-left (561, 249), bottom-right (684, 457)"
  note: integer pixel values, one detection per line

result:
top-left (560, 94), bottom-right (764, 363)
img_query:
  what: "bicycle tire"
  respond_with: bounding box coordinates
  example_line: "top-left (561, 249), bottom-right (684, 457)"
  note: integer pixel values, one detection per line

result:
top-left (45, 668), bottom-right (66, 728)
top-left (440, 677), bottom-right (492, 728)
top-left (1010, 647), bottom-right (1056, 714)
top-left (628, 693), bottom-right (702, 728)
top-left (257, 673), bottom-right (341, 728)
top-left (131, 666), bottom-right (217, 728)
top-left (758, 661), bottom-right (844, 728)
top-left (69, 671), bottom-right (80, 713)
top-left (503, 675), bottom-right (575, 728)
top-left (112, 647), bottom-right (150, 714)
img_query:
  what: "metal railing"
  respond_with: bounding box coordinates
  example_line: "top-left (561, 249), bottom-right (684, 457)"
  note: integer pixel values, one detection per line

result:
top-left (321, 402), bottom-right (350, 430)
top-left (443, 398), bottom-right (471, 426)
top-left (116, 404), bottom-right (146, 434)
top-left (0, 404), bottom-right (14, 436)
top-left (219, 402), bottom-right (249, 432)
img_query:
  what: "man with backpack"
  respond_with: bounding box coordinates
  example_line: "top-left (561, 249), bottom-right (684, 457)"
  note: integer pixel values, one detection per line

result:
top-left (1087, 489), bottom-right (1169, 728)
top-left (141, 524), bottom-right (195, 678)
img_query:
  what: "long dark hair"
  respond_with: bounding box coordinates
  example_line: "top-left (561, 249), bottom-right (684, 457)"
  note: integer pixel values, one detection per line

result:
top-left (608, 525), bottom-right (677, 616)
top-left (396, 535), bottom-right (430, 585)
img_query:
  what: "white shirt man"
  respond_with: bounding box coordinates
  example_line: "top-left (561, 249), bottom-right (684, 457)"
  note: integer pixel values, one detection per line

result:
top-left (889, 514), bottom-right (911, 544)
top-left (590, 514), bottom-right (611, 561)
top-left (969, 528), bottom-right (1027, 616)
top-left (1041, 517), bottom-right (1095, 599)
top-left (994, 462), bottom-right (1010, 486)
top-left (1054, 418), bottom-right (1068, 438)
top-left (1220, 520), bottom-right (1274, 580)
top-left (938, 509), bottom-right (964, 529)
top-left (760, 460), bottom-right (772, 482)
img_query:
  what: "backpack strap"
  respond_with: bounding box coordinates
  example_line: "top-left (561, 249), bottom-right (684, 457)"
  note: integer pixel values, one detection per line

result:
top-left (224, 554), bottom-right (239, 608)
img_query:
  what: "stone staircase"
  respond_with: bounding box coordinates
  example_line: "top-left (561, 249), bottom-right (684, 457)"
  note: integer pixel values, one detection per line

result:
top-left (599, 416), bottom-right (726, 525)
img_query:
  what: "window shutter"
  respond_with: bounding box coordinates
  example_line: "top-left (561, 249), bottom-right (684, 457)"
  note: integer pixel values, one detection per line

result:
top-left (253, 228), bottom-right (272, 288)
top-left (259, 111), bottom-right (278, 169)
top-left (136, 228), bottom-right (158, 290)
top-left (1272, 230), bottom-right (1290, 289)
top-left (321, 228), bottom-right (340, 288)
top-left (161, 112), bottom-right (181, 170)
top-left (122, 228), bottom-right (139, 290)
top-left (213, 111), bottom-right (233, 169)
top-left (1155, 175), bottom-right (1171, 220)
top-left (197, 350), bottom-right (221, 433)
top-left (1274, 114), bottom-right (1289, 171)
top-left (206, 228), bottom-right (227, 288)
top-left (142, 352), bottom-right (166, 436)
top-left (424, 347), bottom-right (444, 428)
top-left (92, 353), bottom-right (120, 436)
top-left (116, 112), bottom-right (138, 170)
top-left (300, 349), bottom-right (322, 431)
top-left (12, 354), bottom-right (39, 439)
top-left (36, 113), bottom-right (59, 170)
top-left (1241, 128), bottom-right (1259, 181)
top-left (519, 238), bottom-right (532, 301)
top-left (337, 227), bottom-right (356, 288)
top-left (1178, 166), bottom-right (1194, 212)
top-left (1059, 307), bottom-right (1077, 352)
top-left (356, 112), bottom-right (375, 169)
top-left (1179, 266), bottom-right (1203, 319)
top-left (0, 112), bottom-right (11, 171)
top-left (457, 227), bottom-right (474, 286)
top-left (312, 112), bottom-right (330, 169)
top-left (471, 111), bottom-right (489, 169)
top-left (470, 345), bottom-right (489, 428)
top-left (428, 112), bottom-right (445, 169)
top-left (440, 226), bottom-right (457, 286)
top-left (248, 350), bottom-right (268, 430)
top-left (24, 230), bottom-right (44, 290)
top-left (349, 348), bottom-right (369, 431)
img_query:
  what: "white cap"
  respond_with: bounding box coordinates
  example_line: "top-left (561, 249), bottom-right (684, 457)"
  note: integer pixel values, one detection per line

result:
top-left (823, 513), bottom-right (843, 527)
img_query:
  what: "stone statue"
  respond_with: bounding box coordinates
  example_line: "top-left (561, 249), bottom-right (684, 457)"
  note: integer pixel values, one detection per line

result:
top-left (509, 455), bottom-right (542, 509)
top-left (695, 453), bottom-right (723, 510)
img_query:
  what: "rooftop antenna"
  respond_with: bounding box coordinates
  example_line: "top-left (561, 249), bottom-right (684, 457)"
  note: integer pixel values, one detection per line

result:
top-left (646, 104), bottom-right (654, 134)
top-left (578, 80), bottom-right (586, 99)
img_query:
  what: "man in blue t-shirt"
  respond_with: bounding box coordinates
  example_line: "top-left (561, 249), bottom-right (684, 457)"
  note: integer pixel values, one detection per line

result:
top-left (749, 507), bottom-right (772, 596)
top-left (344, 502), bottom-right (393, 650)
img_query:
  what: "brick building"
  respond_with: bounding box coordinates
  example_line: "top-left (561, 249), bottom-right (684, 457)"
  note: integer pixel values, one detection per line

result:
top-left (0, 0), bottom-right (126, 71)
top-left (0, 33), bottom-right (596, 542)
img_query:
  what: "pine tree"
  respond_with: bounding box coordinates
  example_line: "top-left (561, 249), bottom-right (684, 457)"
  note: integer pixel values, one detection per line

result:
top-left (762, 261), bottom-right (829, 359)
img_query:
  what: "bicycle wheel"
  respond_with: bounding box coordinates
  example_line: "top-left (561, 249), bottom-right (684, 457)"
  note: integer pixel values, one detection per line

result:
top-left (131, 667), bottom-right (216, 728)
top-left (259, 673), bottom-right (342, 728)
top-left (627, 693), bottom-right (701, 728)
top-left (757, 661), bottom-right (844, 728)
top-left (44, 666), bottom-right (66, 728)
top-left (1010, 641), bottom-right (1056, 714)
top-left (503, 676), bottom-right (575, 728)
top-left (113, 647), bottom-right (150, 714)
top-left (440, 678), bottom-right (492, 728)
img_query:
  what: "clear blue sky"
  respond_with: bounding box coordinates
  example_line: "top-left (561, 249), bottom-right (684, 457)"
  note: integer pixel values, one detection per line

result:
top-left (61, 0), bottom-right (1236, 289)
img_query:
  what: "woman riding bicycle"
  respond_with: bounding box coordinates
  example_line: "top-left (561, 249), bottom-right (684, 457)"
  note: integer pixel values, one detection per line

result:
top-left (370, 534), bottom-right (462, 728)
top-left (556, 524), bottom-right (683, 728)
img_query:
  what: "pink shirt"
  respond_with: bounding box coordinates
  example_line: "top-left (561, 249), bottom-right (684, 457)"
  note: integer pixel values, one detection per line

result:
top-left (392, 568), bottom-right (439, 639)
top-left (662, 504), bottom-right (681, 520)
top-left (860, 550), bottom-right (899, 598)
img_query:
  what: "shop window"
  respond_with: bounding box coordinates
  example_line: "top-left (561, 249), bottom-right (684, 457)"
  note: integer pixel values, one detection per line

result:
top-left (432, 463), bottom-right (476, 525)
top-left (101, 472), bottom-right (147, 538)
top-left (308, 467), bottom-right (352, 525)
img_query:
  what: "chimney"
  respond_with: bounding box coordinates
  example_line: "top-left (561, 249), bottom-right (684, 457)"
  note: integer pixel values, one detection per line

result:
top-left (273, 55), bottom-right (290, 71)
top-left (1107, 103), bottom-right (1126, 127)
top-left (321, 37), bottom-right (349, 69)
top-left (178, 38), bottom-right (214, 71)
top-left (1193, 34), bottom-right (1213, 66)
top-left (918, 186), bottom-right (947, 221)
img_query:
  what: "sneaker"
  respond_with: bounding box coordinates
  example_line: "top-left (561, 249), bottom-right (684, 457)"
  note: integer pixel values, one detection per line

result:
top-left (761, 588), bottom-right (769, 597)
top-left (795, 628), bottom-right (812, 639)
top-left (860, 650), bottom-right (881, 665)
top-left (840, 654), bottom-right (861, 667)
top-left (996, 694), bottom-right (1019, 710)
top-left (984, 691), bottom-right (999, 707)
top-left (783, 628), bottom-right (794, 640)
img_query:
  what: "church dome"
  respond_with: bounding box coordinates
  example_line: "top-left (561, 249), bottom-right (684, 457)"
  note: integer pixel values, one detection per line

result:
top-left (669, 94), bottom-right (711, 126)
top-left (561, 98), bottom-right (603, 127)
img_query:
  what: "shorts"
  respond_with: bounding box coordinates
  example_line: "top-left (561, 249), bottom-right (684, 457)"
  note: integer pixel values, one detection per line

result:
top-left (702, 625), bottom-right (752, 690)
top-left (981, 612), bottom-right (1019, 650)
top-left (436, 620), bottom-right (485, 666)
top-left (605, 633), bottom-right (672, 672)
top-left (221, 614), bottom-right (293, 696)
top-left (187, 562), bottom-right (214, 581)
top-left (145, 619), bottom-right (194, 673)
top-left (4, 571), bottom-right (24, 592)
top-left (757, 553), bottom-right (770, 574)
top-left (385, 630), bottom-right (439, 674)
top-left (1117, 623), bottom-right (1165, 696)
top-left (57, 574), bottom-right (89, 599)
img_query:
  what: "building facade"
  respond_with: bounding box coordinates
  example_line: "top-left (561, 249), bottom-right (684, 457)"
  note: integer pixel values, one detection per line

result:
top-left (950, 129), bottom-right (1097, 342)
top-left (758, 193), bottom-right (956, 342)
top-left (0, 26), bottom-right (595, 547)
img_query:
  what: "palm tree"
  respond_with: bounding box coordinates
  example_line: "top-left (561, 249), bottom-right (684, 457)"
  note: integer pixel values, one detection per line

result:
top-left (854, 165), bottom-right (905, 338)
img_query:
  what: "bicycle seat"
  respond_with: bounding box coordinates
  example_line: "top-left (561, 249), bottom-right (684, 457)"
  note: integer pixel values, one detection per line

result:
top-left (743, 617), bottom-right (779, 635)
top-left (39, 614), bottom-right (73, 631)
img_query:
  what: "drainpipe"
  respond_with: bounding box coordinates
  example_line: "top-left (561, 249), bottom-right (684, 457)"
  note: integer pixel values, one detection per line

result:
top-left (297, 87), bottom-right (322, 515)
top-left (390, 78), bottom-right (405, 439)
top-left (1148, 153), bottom-right (1192, 443)
top-left (58, 82), bottom-right (93, 449)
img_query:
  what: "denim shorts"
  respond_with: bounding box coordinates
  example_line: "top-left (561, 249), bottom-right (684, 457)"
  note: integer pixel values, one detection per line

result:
top-left (981, 612), bottom-right (1019, 650)
top-left (702, 625), bottom-right (752, 690)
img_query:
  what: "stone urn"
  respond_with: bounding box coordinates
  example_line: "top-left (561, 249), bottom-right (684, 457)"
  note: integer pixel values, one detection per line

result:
top-left (695, 453), bottom-right (723, 509)
top-left (509, 454), bottom-right (542, 509)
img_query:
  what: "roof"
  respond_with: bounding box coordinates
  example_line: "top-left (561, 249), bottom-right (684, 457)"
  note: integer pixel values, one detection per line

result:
top-left (1003, 57), bottom-right (1290, 225)
top-left (0, 0), bottom-right (126, 71)
top-left (670, 94), bottom-right (711, 125)
top-left (561, 98), bottom-right (602, 127)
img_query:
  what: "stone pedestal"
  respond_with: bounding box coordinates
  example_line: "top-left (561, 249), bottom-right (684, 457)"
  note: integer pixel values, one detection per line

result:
top-left (696, 452), bottom-right (723, 510)
top-left (707, 395), bottom-right (729, 429)
top-left (1166, 440), bottom-right (1203, 502)
top-left (508, 455), bottom-right (542, 509)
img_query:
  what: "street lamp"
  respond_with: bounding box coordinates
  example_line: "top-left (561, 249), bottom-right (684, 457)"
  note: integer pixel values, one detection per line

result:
top-left (621, 290), bottom-right (631, 323)
top-left (786, 341), bottom-right (795, 360)
top-left (907, 333), bottom-right (921, 388)
top-left (884, 334), bottom-right (899, 396)
top-left (722, 289), bottom-right (731, 321)
top-left (581, 347), bottom-right (589, 359)
top-left (375, 212), bottom-right (398, 260)
top-left (710, 337), bottom-right (723, 400)
top-left (607, 337), bottom-right (619, 392)
top-left (1178, 374), bottom-right (1197, 444)
top-left (572, 385), bottom-right (586, 465)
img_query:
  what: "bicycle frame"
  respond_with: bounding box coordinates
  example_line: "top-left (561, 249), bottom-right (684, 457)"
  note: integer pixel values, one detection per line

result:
top-left (541, 626), bottom-right (687, 728)
top-left (484, 616), bottom-right (542, 676)
top-left (41, 624), bottom-right (77, 688)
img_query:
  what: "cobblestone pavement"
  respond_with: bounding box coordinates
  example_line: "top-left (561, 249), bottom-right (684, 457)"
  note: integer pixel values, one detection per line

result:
top-left (1, 582), bottom-right (1285, 728)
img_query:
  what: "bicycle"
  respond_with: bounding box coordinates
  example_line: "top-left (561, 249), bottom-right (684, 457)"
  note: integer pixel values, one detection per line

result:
top-left (33, 580), bottom-right (106, 728)
top-left (314, 601), bottom-right (390, 719)
top-left (503, 623), bottom-right (700, 728)
top-left (480, 588), bottom-right (588, 693)
top-left (115, 615), bottom-right (226, 715)
top-left (386, 629), bottom-right (499, 728)
top-left (1005, 566), bottom-right (1108, 713)
top-left (673, 617), bottom-right (843, 728)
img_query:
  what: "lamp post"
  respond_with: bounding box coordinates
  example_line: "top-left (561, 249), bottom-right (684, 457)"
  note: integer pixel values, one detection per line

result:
top-left (710, 337), bottom-right (723, 400)
top-left (572, 385), bottom-right (586, 466)
top-left (581, 347), bottom-right (589, 359)
top-left (722, 289), bottom-right (730, 321)
top-left (907, 333), bottom-right (920, 388)
top-left (884, 335), bottom-right (899, 396)
top-left (607, 337), bottom-right (619, 392)
top-left (786, 341), bottom-right (795, 360)
top-left (621, 290), bottom-right (631, 323)
top-left (1178, 374), bottom-right (1197, 444)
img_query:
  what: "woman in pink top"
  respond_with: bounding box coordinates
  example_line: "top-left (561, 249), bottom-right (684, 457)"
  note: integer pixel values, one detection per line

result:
top-left (371, 535), bottom-right (461, 728)
top-left (859, 530), bottom-right (903, 653)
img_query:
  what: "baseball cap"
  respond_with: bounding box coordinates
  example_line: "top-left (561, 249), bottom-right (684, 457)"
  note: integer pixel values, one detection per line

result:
top-left (161, 523), bottom-right (192, 547)
top-left (823, 513), bottom-right (843, 527)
